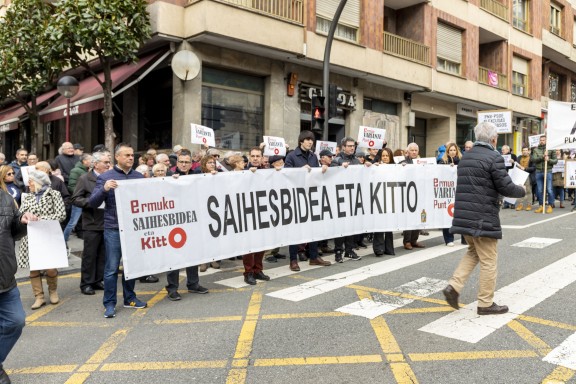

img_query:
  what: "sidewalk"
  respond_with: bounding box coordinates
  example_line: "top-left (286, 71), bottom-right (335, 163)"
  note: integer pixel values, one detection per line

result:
top-left (15, 234), bottom-right (83, 282)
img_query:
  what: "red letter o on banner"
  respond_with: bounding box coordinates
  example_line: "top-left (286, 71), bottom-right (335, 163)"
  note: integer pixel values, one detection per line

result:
top-left (447, 203), bottom-right (455, 217)
top-left (169, 227), bottom-right (187, 249)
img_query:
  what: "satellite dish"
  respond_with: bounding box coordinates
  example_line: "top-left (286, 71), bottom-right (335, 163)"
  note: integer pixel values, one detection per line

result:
top-left (171, 50), bottom-right (201, 81)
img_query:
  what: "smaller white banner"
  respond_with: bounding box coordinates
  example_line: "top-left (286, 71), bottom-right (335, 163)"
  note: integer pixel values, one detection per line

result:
top-left (477, 110), bottom-right (512, 134)
top-left (263, 136), bottom-right (287, 156)
top-left (503, 166), bottom-right (529, 204)
top-left (357, 126), bottom-right (386, 149)
top-left (191, 124), bottom-right (216, 147)
top-left (414, 157), bottom-right (437, 165)
top-left (529, 134), bottom-right (543, 148)
top-left (502, 154), bottom-right (512, 167)
top-left (566, 160), bottom-right (576, 188)
top-left (315, 141), bottom-right (337, 157)
top-left (547, 101), bottom-right (576, 150)
top-left (20, 166), bottom-right (33, 188)
top-left (552, 159), bottom-right (565, 173)
top-left (393, 156), bottom-right (405, 164)
top-left (28, 220), bottom-right (68, 270)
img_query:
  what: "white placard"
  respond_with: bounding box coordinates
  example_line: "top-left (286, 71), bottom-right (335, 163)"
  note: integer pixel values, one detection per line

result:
top-left (315, 141), bottom-right (337, 157)
top-left (529, 134), bottom-right (543, 148)
top-left (262, 136), bottom-right (287, 156)
top-left (20, 165), bottom-right (33, 187)
top-left (552, 159), bottom-right (565, 173)
top-left (115, 165), bottom-right (457, 279)
top-left (414, 157), bottom-right (437, 165)
top-left (565, 160), bottom-right (576, 188)
top-left (502, 154), bottom-right (512, 167)
top-left (27, 220), bottom-right (68, 270)
top-left (190, 124), bottom-right (216, 147)
top-left (503, 166), bottom-right (529, 205)
top-left (393, 156), bottom-right (405, 164)
top-left (357, 126), bottom-right (386, 149)
top-left (547, 101), bottom-right (576, 150)
top-left (477, 110), bottom-right (512, 134)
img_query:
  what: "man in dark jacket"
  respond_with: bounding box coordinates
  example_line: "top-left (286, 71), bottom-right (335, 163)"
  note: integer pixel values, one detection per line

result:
top-left (0, 190), bottom-right (37, 384)
top-left (71, 151), bottom-right (111, 295)
top-left (443, 122), bottom-right (525, 316)
top-left (55, 142), bottom-right (80, 184)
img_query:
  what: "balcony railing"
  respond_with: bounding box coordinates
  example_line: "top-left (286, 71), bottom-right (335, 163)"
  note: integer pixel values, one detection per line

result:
top-left (479, 66), bottom-right (508, 91)
top-left (383, 32), bottom-right (430, 66)
top-left (479, 0), bottom-right (509, 22)
top-left (202, 0), bottom-right (304, 24)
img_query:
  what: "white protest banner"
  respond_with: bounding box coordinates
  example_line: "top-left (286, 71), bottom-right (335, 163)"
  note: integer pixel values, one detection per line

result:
top-left (315, 141), bottom-right (337, 157)
top-left (565, 160), bottom-right (576, 188)
top-left (529, 134), bottom-right (543, 148)
top-left (477, 110), bottom-right (512, 134)
top-left (414, 157), bottom-right (437, 165)
top-left (393, 156), bottom-right (405, 164)
top-left (191, 124), bottom-right (216, 147)
top-left (502, 154), bottom-right (512, 167)
top-left (547, 100), bottom-right (576, 150)
top-left (552, 159), bottom-right (565, 173)
top-left (20, 165), bottom-right (33, 188)
top-left (115, 165), bottom-right (457, 279)
top-left (28, 220), bottom-right (68, 270)
top-left (357, 126), bottom-right (386, 148)
top-left (503, 167), bottom-right (529, 205)
top-left (263, 136), bottom-right (287, 156)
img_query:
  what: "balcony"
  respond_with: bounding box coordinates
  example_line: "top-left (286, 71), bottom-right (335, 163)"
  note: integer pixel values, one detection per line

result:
top-left (479, 66), bottom-right (508, 91)
top-left (198, 0), bottom-right (304, 23)
top-left (383, 32), bottom-right (430, 66)
top-left (479, 0), bottom-right (509, 22)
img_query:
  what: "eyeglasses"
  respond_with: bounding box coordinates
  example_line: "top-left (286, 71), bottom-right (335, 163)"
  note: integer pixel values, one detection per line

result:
top-left (178, 160), bottom-right (191, 164)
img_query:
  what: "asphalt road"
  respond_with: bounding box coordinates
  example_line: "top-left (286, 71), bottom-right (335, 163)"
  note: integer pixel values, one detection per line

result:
top-left (5, 205), bottom-right (576, 384)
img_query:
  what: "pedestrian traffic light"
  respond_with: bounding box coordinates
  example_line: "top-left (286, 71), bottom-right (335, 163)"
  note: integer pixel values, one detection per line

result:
top-left (311, 95), bottom-right (326, 133)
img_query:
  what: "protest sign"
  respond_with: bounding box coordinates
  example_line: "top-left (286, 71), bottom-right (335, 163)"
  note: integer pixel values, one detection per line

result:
top-left (191, 124), bottom-right (216, 147)
top-left (357, 126), bottom-right (386, 149)
top-left (552, 159), bottom-right (565, 173)
top-left (315, 141), bottom-right (337, 157)
top-left (477, 110), bottom-right (512, 134)
top-left (115, 165), bottom-right (457, 279)
top-left (503, 167), bottom-right (529, 205)
top-left (28, 220), bottom-right (68, 270)
top-left (547, 101), bottom-right (576, 150)
top-left (263, 136), bottom-right (287, 156)
top-left (414, 157), bottom-right (437, 165)
top-left (528, 134), bottom-right (543, 148)
top-left (502, 154), bottom-right (512, 167)
top-left (565, 160), bottom-right (576, 188)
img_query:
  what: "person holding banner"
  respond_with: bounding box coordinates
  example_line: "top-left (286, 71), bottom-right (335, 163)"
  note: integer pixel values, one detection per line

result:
top-left (552, 149), bottom-right (567, 208)
top-left (443, 122), bottom-right (525, 315)
top-left (372, 148), bottom-right (396, 256)
top-left (18, 170), bottom-right (67, 310)
top-left (531, 135), bottom-right (557, 214)
top-left (437, 143), bottom-right (462, 246)
top-left (400, 143), bottom-right (426, 251)
top-left (89, 143), bottom-right (148, 318)
top-left (515, 146), bottom-right (536, 211)
top-left (0, 188), bottom-right (37, 384)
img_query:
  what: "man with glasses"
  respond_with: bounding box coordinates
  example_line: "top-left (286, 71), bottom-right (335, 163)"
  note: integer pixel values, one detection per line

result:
top-left (164, 149), bottom-right (209, 301)
top-left (89, 143), bottom-right (147, 318)
top-left (71, 151), bottom-right (111, 295)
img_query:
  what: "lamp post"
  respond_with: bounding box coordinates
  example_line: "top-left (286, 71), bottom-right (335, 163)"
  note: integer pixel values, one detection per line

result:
top-left (57, 76), bottom-right (79, 142)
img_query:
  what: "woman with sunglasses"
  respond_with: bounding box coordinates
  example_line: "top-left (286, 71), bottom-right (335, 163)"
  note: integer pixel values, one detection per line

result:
top-left (0, 165), bottom-right (21, 206)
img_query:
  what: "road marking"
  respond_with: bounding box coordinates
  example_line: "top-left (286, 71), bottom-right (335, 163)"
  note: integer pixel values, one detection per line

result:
top-left (336, 277), bottom-right (447, 319)
top-left (100, 361), bottom-right (228, 371)
top-left (267, 243), bottom-right (465, 302)
top-left (408, 350), bottom-right (538, 361)
top-left (502, 211), bottom-right (575, 229)
top-left (254, 355), bottom-right (383, 366)
top-left (543, 332), bottom-right (576, 370)
top-left (541, 366), bottom-right (576, 383)
top-left (419, 252), bottom-right (576, 343)
top-left (507, 320), bottom-right (551, 356)
top-left (215, 232), bottom-right (444, 288)
top-left (511, 237), bottom-right (562, 249)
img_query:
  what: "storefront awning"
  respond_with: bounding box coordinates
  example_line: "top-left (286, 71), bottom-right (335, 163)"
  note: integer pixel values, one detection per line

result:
top-left (0, 89), bottom-right (59, 132)
top-left (39, 50), bottom-right (170, 123)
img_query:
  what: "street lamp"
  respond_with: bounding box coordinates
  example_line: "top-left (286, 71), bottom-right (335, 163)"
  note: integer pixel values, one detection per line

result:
top-left (57, 76), bottom-right (79, 142)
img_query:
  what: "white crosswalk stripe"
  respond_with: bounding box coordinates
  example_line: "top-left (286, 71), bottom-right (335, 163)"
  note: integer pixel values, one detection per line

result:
top-left (543, 332), bottom-right (576, 370)
top-left (511, 237), bottom-right (561, 249)
top-left (420, 250), bottom-right (576, 344)
top-left (335, 277), bottom-right (447, 319)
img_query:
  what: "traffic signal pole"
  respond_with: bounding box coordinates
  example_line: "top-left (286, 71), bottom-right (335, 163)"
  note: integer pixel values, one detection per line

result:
top-left (322, 0), bottom-right (348, 141)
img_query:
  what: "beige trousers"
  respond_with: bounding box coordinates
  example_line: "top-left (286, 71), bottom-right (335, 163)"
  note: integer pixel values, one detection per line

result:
top-left (448, 236), bottom-right (498, 308)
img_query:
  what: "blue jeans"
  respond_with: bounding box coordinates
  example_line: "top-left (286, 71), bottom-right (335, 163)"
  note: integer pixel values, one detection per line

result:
top-left (103, 229), bottom-right (136, 308)
top-left (63, 205), bottom-right (82, 242)
top-left (0, 286), bottom-right (26, 365)
top-left (535, 171), bottom-right (554, 206)
top-left (442, 228), bottom-right (454, 244)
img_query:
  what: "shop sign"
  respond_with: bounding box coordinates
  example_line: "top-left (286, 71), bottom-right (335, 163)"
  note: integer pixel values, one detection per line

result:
top-left (299, 83), bottom-right (356, 111)
top-left (456, 103), bottom-right (478, 118)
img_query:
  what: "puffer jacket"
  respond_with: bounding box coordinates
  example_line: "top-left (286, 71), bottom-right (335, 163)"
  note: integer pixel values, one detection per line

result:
top-left (0, 190), bottom-right (26, 293)
top-left (450, 142), bottom-right (525, 239)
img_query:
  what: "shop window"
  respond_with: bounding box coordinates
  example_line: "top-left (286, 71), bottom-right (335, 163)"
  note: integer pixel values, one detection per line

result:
top-left (437, 22), bottom-right (462, 75)
top-left (513, 0), bottom-right (530, 32)
top-left (316, 0), bottom-right (360, 42)
top-left (550, 3), bottom-right (562, 36)
top-left (512, 56), bottom-right (529, 97)
top-left (363, 98), bottom-right (397, 115)
top-left (202, 68), bottom-right (264, 150)
top-left (549, 72), bottom-right (562, 100)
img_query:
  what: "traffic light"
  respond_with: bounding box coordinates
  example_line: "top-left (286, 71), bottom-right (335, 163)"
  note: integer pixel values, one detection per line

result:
top-left (311, 95), bottom-right (325, 133)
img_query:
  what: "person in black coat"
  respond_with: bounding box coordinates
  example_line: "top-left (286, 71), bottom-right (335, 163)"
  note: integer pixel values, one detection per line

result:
top-left (443, 122), bottom-right (525, 316)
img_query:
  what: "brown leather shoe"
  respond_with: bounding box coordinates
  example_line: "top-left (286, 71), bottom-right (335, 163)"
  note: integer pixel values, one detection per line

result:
top-left (404, 242), bottom-right (413, 250)
top-left (443, 285), bottom-right (459, 310)
top-left (289, 260), bottom-right (300, 271)
top-left (309, 256), bottom-right (331, 266)
top-left (477, 302), bottom-right (509, 315)
top-left (412, 242), bottom-right (426, 248)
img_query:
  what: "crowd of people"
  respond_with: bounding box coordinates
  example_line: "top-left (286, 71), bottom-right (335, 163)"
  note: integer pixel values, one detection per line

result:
top-left (0, 126), bottom-right (572, 383)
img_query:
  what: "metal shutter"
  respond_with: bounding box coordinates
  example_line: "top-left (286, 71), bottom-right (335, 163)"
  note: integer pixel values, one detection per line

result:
top-left (437, 22), bottom-right (462, 63)
top-left (316, 0), bottom-right (360, 28)
top-left (512, 56), bottom-right (528, 75)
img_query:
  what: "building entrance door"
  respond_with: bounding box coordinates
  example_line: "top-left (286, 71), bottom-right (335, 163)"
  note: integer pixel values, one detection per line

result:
top-left (409, 118), bottom-right (427, 157)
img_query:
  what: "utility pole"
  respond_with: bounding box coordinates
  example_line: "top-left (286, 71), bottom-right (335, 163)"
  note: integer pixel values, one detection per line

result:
top-left (322, 0), bottom-right (348, 141)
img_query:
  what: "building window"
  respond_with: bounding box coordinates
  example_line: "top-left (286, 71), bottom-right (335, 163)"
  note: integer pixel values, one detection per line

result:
top-left (513, 0), bottom-right (529, 32)
top-left (436, 22), bottom-right (462, 75)
top-left (550, 3), bottom-right (562, 36)
top-left (202, 68), bottom-right (265, 150)
top-left (316, 0), bottom-right (360, 42)
top-left (549, 72), bottom-right (561, 100)
top-left (363, 98), bottom-right (398, 115)
top-left (512, 56), bottom-right (529, 97)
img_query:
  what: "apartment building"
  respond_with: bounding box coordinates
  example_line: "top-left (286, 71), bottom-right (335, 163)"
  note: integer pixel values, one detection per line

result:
top-left (1, 0), bottom-right (576, 158)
